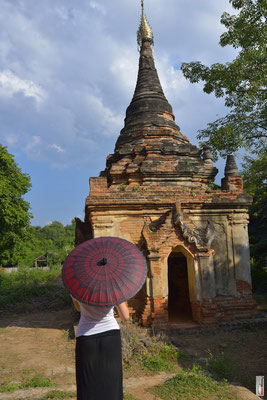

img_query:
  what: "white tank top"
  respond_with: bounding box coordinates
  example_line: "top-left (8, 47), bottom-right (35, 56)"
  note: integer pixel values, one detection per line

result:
top-left (76, 301), bottom-right (120, 337)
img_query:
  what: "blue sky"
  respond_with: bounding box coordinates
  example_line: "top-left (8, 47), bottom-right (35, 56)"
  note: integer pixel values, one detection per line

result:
top-left (0, 0), bottom-right (238, 226)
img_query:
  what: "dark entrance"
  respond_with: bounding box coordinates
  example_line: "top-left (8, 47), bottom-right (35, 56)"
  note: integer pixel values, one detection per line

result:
top-left (168, 252), bottom-right (192, 322)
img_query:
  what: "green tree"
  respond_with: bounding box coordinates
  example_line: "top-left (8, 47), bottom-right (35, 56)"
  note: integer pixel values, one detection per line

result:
top-left (19, 220), bottom-right (75, 267)
top-left (0, 145), bottom-right (32, 266)
top-left (181, 0), bottom-right (266, 157)
top-left (242, 150), bottom-right (267, 271)
top-left (40, 221), bottom-right (75, 265)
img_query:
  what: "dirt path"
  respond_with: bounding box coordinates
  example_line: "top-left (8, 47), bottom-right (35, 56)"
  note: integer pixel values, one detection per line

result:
top-left (0, 310), bottom-right (265, 399)
top-left (0, 379), bottom-right (261, 400)
top-left (0, 310), bottom-right (75, 388)
top-left (124, 372), bottom-right (176, 400)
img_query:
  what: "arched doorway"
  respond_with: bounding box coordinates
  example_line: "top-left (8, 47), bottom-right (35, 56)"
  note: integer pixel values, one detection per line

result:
top-left (168, 251), bottom-right (192, 322)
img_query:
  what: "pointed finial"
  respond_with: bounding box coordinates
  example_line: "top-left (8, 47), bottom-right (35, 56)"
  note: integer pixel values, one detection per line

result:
top-left (224, 155), bottom-right (240, 176)
top-left (137, 0), bottom-right (154, 48)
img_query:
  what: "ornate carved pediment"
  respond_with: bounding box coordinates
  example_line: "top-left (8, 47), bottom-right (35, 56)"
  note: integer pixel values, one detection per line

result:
top-left (173, 205), bottom-right (215, 250)
top-left (142, 204), bottom-right (215, 254)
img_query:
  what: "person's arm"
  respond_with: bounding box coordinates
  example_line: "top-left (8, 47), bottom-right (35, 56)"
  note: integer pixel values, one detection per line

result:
top-left (72, 298), bottom-right (80, 312)
top-left (115, 302), bottom-right (130, 321)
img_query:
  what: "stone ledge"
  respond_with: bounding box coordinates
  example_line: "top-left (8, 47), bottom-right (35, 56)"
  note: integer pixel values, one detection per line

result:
top-left (155, 314), bottom-right (267, 335)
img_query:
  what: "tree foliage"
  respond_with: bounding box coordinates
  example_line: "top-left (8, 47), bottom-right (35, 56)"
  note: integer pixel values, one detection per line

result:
top-left (181, 0), bottom-right (266, 157)
top-left (0, 145), bottom-right (32, 267)
top-left (242, 149), bottom-right (267, 271)
top-left (19, 220), bottom-right (75, 268)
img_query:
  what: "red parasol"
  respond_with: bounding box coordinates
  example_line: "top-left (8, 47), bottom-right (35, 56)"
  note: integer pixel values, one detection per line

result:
top-left (62, 237), bottom-right (147, 306)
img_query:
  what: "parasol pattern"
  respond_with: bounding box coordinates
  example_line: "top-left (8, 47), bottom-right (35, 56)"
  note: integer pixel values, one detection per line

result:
top-left (62, 237), bottom-right (147, 306)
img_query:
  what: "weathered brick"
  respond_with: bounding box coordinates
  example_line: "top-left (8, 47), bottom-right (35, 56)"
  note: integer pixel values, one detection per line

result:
top-left (76, 38), bottom-right (256, 328)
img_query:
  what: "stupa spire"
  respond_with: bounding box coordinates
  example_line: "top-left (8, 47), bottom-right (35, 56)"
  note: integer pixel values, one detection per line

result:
top-left (102, 0), bottom-right (218, 187)
top-left (119, 0), bottom-right (176, 133)
top-left (137, 0), bottom-right (154, 47)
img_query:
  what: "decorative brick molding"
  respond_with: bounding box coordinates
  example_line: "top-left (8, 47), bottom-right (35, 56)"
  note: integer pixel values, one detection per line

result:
top-left (78, 34), bottom-right (256, 327)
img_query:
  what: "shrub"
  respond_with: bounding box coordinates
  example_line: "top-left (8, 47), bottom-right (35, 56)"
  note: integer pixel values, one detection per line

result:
top-left (121, 324), bottom-right (178, 372)
top-left (251, 262), bottom-right (267, 294)
top-left (205, 350), bottom-right (234, 381)
top-left (149, 364), bottom-right (228, 400)
top-left (0, 267), bottom-right (71, 313)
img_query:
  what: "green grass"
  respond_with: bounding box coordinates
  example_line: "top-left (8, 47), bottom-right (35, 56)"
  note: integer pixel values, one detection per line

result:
top-left (205, 350), bottom-right (253, 389)
top-left (205, 350), bottom-right (235, 381)
top-left (124, 394), bottom-right (139, 400)
top-left (142, 344), bottom-right (178, 372)
top-left (41, 390), bottom-right (138, 400)
top-left (0, 267), bottom-right (71, 313)
top-left (178, 352), bottom-right (196, 362)
top-left (0, 374), bottom-right (55, 393)
top-left (41, 390), bottom-right (76, 399)
top-left (149, 364), bottom-right (232, 400)
top-left (142, 353), bottom-right (174, 372)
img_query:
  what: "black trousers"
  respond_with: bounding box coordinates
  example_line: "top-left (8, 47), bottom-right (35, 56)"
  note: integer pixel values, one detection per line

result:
top-left (75, 329), bottom-right (123, 400)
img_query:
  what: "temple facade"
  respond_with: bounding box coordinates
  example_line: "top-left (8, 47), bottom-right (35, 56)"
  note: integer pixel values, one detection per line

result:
top-left (76, 3), bottom-right (258, 326)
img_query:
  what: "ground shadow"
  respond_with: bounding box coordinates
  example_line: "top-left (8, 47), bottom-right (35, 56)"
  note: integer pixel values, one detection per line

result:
top-left (0, 308), bottom-right (74, 331)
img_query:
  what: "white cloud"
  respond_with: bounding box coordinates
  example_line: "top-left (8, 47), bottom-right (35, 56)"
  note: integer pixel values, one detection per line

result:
top-left (0, 70), bottom-right (46, 104)
top-left (55, 6), bottom-right (76, 22)
top-left (110, 50), bottom-right (137, 97)
top-left (0, 0), bottom-right (235, 171)
top-left (5, 134), bottom-right (18, 145)
top-left (0, 0), bottom-right (239, 226)
top-left (24, 136), bottom-right (41, 157)
top-left (89, 1), bottom-right (106, 15)
top-left (86, 94), bottom-right (123, 136)
top-left (49, 144), bottom-right (65, 153)
top-left (157, 58), bottom-right (189, 100)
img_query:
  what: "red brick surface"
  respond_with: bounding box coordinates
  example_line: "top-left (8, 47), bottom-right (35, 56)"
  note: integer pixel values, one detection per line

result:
top-left (80, 39), bottom-right (255, 327)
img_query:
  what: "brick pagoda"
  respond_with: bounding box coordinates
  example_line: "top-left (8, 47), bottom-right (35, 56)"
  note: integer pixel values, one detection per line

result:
top-left (76, 2), bottom-right (258, 326)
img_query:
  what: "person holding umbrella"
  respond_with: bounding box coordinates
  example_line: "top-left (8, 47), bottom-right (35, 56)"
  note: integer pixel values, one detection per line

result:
top-left (62, 236), bottom-right (147, 400)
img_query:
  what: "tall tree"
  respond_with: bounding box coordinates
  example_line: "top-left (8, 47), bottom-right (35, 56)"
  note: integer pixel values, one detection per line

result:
top-left (0, 145), bottom-right (32, 266)
top-left (242, 149), bottom-right (267, 271)
top-left (19, 220), bottom-right (76, 267)
top-left (181, 0), bottom-right (266, 157)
